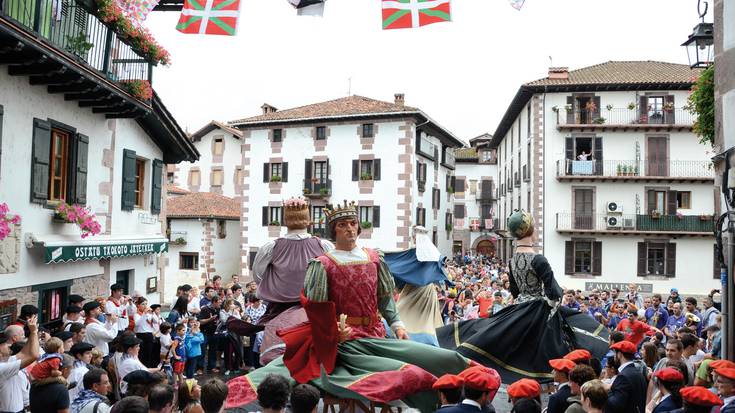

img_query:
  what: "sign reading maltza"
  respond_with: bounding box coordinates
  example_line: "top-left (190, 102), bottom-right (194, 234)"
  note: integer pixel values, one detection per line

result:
top-left (584, 282), bottom-right (653, 294)
top-left (45, 241), bottom-right (168, 264)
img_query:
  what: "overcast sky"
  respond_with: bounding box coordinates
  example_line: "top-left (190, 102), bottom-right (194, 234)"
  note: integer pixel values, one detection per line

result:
top-left (146, 0), bottom-right (707, 143)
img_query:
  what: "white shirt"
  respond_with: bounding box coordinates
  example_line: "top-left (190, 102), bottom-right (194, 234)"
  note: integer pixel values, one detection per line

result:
top-left (68, 362), bottom-right (89, 401)
top-left (134, 312), bottom-right (155, 334)
top-left (78, 399), bottom-right (112, 413)
top-left (160, 335), bottom-right (172, 358)
top-left (0, 356), bottom-right (27, 412)
top-left (252, 230), bottom-right (334, 280)
top-left (460, 399), bottom-right (483, 409)
top-left (328, 246), bottom-right (368, 264)
top-left (105, 299), bottom-right (129, 332)
top-left (83, 318), bottom-right (118, 355)
top-left (117, 355), bottom-right (147, 394)
top-left (723, 395), bottom-right (735, 409)
top-left (187, 296), bottom-right (201, 314)
top-left (688, 350), bottom-right (705, 364)
top-left (64, 319), bottom-right (83, 331)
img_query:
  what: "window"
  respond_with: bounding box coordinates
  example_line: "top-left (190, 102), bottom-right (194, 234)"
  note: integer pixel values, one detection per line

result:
top-left (49, 129), bottom-right (70, 201)
top-left (480, 150), bottom-right (494, 163)
top-left (454, 178), bottom-right (465, 194)
top-left (362, 124), bottom-right (374, 138)
top-left (235, 167), bottom-right (243, 186)
top-left (359, 206), bottom-right (381, 228)
top-left (648, 96), bottom-right (665, 123)
top-left (135, 159), bottom-right (145, 208)
top-left (190, 169), bottom-right (201, 186)
top-left (316, 126), bottom-right (327, 140)
top-left (565, 240), bottom-right (602, 275)
top-left (263, 162), bottom-right (288, 183)
top-left (179, 252), bottom-right (199, 270)
top-left (312, 206), bottom-right (326, 236)
top-left (269, 207), bottom-right (282, 225)
top-left (574, 241), bottom-right (592, 273)
top-left (445, 212), bottom-right (453, 231)
top-left (167, 171), bottom-right (175, 184)
top-left (270, 163), bottom-right (282, 179)
top-left (432, 188), bottom-right (441, 210)
top-left (677, 191), bottom-right (691, 209)
top-left (360, 160), bottom-right (373, 179)
top-left (469, 180), bottom-right (477, 195)
top-left (638, 241), bottom-right (676, 277)
top-left (652, 191), bottom-right (666, 213)
top-left (416, 207), bottom-right (426, 227)
top-left (213, 136), bottom-right (224, 155)
top-left (352, 159), bottom-right (380, 181)
top-left (36, 283), bottom-right (69, 327)
top-left (314, 161), bottom-right (328, 184)
top-left (212, 169), bottom-right (223, 187)
top-left (217, 219), bottom-right (226, 239)
top-left (273, 129), bottom-right (283, 142)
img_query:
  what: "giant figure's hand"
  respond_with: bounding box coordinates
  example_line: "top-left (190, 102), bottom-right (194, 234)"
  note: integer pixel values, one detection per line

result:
top-left (395, 328), bottom-right (409, 340)
top-left (338, 324), bottom-right (353, 343)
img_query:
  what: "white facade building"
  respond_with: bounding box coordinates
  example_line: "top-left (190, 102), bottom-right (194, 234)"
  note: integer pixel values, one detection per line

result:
top-left (0, 2), bottom-right (197, 328)
top-left (492, 62), bottom-right (718, 295)
top-left (453, 134), bottom-right (499, 256)
top-left (228, 95), bottom-right (465, 276)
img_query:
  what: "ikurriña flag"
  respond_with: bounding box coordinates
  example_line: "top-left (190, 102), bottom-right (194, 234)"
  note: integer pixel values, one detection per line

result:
top-left (176, 0), bottom-right (241, 36)
top-left (382, 0), bottom-right (451, 30)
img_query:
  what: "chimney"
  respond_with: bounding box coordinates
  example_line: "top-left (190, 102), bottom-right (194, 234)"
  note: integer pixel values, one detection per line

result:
top-left (394, 93), bottom-right (405, 107)
top-left (548, 67), bottom-right (569, 80)
top-left (261, 103), bottom-right (278, 115)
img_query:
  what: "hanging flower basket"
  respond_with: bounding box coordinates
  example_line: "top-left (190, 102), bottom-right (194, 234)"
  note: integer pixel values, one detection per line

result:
top-left (0, 203), bottom-right (21, 241)
top-left (54, 202), bottom-right (102, 238)
top-left (121, 79), bottom-right (153, 101)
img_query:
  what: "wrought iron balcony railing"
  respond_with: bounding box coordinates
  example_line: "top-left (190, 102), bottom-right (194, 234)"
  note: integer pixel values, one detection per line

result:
top-left (557, 160), bottom-right (713, 179)
top-left (557, 108), bottom-right (694, 127)
top-left (555, 212), bottom-right (714, 233)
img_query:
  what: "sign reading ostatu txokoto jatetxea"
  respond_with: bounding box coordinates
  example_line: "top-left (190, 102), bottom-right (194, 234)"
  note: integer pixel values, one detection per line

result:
top-left (44, 241), bottom-right (168, 264)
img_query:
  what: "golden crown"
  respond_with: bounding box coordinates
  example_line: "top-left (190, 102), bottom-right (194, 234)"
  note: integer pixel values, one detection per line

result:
top-left (325, 200), bottom-right (358, 222)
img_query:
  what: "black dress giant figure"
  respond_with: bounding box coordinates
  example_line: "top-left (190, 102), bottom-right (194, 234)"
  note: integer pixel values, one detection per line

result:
top-left (437, 210), bottom-right (609, 384)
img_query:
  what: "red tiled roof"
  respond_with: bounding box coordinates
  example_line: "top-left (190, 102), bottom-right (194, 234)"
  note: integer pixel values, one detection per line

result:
top-left (168, 186), bottom-right (190, 195)
top-left (167, 192), bottom-right (240, 220)
top-left (525, 61), bottom-right (700, 87)
top-left (229, 95), bottom-right (419, 125)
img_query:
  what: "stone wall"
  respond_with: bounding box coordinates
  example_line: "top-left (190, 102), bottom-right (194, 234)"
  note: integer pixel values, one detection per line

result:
top-left (0, 273), bottom-right (108, 315)
top-left (0, 223), bottom-right (21, 273)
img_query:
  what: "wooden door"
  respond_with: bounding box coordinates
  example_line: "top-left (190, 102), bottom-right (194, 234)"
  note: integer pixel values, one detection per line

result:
top-left (574, 188), bottom-right (594, 229)
top-left (647, 136), bottom-right (669, 176)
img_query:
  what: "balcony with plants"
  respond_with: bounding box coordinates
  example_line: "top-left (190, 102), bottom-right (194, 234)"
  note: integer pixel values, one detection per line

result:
top-left (556, 159), bottom-right (714, 182)
top-left (303, 178), bottom-right (331, 199)
top-left (554, 102), bottom-right (695, 132)
top-left (0, 0), bottom-right (169, 116)
top-left (555, 212), bottom-right (714, 236)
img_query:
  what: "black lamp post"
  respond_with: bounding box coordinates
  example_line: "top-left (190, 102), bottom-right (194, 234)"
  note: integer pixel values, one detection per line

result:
top-left (682, 0), bottom-right (714, 69)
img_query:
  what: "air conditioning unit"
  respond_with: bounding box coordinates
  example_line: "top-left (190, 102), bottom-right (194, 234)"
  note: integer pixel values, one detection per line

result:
top-left (606, 215), bottom-right (622, 228)
top-left (607, 201), bottom-right (623, 213)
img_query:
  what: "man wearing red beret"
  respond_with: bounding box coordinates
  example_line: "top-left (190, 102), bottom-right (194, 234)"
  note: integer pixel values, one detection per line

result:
top-left (606, 341), bottom-right (647, 413)
top-left (507, 378), bottom-right (541, 407)
top-left (547, 359), bottom-right (576, 413)
top-left (716, 367), bottom-right (735, 413)
top-left (432, 374), bottom-right (464, 412)
top-left (679, 385), bottom-right (723, 413)
top-left (564, 350), bottom-right (591, 365)
top-left (441, 367), bottom-right (501, 413)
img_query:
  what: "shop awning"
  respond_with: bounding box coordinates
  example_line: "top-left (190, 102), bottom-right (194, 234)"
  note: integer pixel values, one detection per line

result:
top-left (28, 234), bottom-right (169, 264)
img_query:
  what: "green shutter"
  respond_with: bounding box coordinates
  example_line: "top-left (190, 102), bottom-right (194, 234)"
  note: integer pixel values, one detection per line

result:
top-left (73, 133), bottom-right (89, 205)
top-left (30, 118), bottom-right (52, 204)
top-left (121, 149), bottom-right (137, 211)
top-left (151, 159), bottom-right (163, 214)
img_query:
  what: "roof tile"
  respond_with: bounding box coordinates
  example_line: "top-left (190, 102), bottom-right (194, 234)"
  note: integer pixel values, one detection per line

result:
top-left (525, 61), bottom-right (700, 87)
top-left (168, 192), bottom-right (240, 220)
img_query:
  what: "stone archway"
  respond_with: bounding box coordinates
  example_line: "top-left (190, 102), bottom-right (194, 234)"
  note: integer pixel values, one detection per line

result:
top-left (472, 235), bottom-right (497, 257)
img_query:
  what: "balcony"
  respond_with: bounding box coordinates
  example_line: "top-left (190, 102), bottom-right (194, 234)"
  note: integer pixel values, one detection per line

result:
top-left (303, 179), bottom-right (331, 199)
top-left (556, 160), bottom-right (714, 183)
top-left (555, 213), bottom-right (714, 237)
top-left (169, 231), bottom-right (187, 246)
top-left (0, 0), bottom-right (157, 117)
top-left (556, 108), bottom-right (694, 132)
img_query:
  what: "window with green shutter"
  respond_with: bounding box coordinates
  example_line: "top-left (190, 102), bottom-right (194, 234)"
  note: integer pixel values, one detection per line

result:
top-left (151, 159), bottom-right (163, 214)
top-left (121, 149), bottom-right (137, 211)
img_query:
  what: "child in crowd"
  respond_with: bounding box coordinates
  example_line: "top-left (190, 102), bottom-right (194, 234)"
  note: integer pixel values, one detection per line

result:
top-left (185, 319), bottom-right (205, 378)
top-left (30, 337), bottom-right (65, 383)
top-left (159, 322), bottom-right (173, 382)
top-left (171, 323), bottom-right (188, 385)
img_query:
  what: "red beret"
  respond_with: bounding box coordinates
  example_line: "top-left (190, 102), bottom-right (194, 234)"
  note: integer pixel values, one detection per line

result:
top-left (711, 360), bottom-right (735, 370)
top-left (654, 368), bottom-right (684, 383)
top-left (716, 367), bottom-right (735, 381)
top-left (680, 386), bottom-right (724, 407)
top-left (507, 378), bottom-right (541, 399)
top-left (549, 359), bottom-right (576, 373)
top-left (458, 367), bottom-right (501, 392)
top-left (563, 349), bottom-right (592, 363)
top-left (610, 340), bottom-right (637, 354)
top-left (432, 374), bottom-right (465, 390)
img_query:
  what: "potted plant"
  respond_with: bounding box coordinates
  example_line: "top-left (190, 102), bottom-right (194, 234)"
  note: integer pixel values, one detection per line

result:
top-left (616, 164), bottom-right (622, 176)
top-left (447, 186), bottom-right (454, 193)
top-left (173, 237), bottom-right (186, 245)
top-left (700, 214), bottom-right (712, 221)
top-left (606, 104), bottom-right (613, 111)
top-left (446, 224), bottom-right (453, 232)
top-left (663, 101), bottom-right (675, 112)
top-left (360, 221), bottom-right (373, 230)
top-left (269, 220), bottom-right (281, 226)
top-left (650, 210), bottom-right (662, 219)
top-left (634, 165), bottom-right (640, 176)
top-left (319, 187), bottom-right (330, 196)
top-left (360, 173), bottom-right (373, 181)
top-left (592, 117), bottom-right (606, 124)
top-left (65, 32), bottom-right (93, 58)
top-left (676, 212), bottom-right (684, 220)
top-left (302, 188), bottom-right (311, 195)
top-left (270, 175), bottom-right (282, 183)
top-left (627, 102), bottom-right (636, 110)
top-left (0, 203), bottom-right (21, 241)
top-left (54, 202), bottom-right (102, 238)
top-left (564, 104), bottom-right (572, 112)
top-left (551, 106), bottom-right (559, 113)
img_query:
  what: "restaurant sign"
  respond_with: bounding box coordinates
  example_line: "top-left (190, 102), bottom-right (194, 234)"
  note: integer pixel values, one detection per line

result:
top-left (45, 241), bottom-right (168, 264)
top-left (584, 282), bottom-right (653, 294)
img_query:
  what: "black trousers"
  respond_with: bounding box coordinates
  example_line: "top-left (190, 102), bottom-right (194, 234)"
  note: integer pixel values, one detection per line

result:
top-left (136, 332), bottom-right (155, 368)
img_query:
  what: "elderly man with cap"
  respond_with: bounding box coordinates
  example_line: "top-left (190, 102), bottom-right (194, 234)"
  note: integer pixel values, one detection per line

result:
top-left (547, 358), bottom-right (576, 413)
top-left (82, 300), bottom-right (118, 358)
top-left (432, 374), bottom-right (465, 412)
top-left (63, 305), bottom-right (84, 331)
top-left (606, 341), bottom-right (647, 413)
top-left (716, 367), bottom-right (735, 413)
top-left (106, 283), bottom-right (130, 335)
top-left (0, 314), bottom-right (38, 413)
top-left (68, 342), bottom-right (95, 401)
top-left (438, 366), bottom-right (501, 413)
top-left (675, 386), bottom-right (723, 413)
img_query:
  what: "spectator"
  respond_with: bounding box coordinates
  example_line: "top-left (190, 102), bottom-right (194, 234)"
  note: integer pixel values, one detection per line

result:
top-left (82, 301), bottom-right (118, 357)
top-left (607, 302), bottom-right (625, 330)
top-left (123, 370), bottom-right (165, 398)
top-left (68, 342), bottom-right (95, 401)
top-left (715, 367), bottom-right (735, 412)
top-left (547, 359), bottom-right (575, 413)
top-left (167, 296), bottom-right (190, 326)
top-left (615, 305), bottom-right (654, 346)
top-left (148, 384), bottom-right (175, 413)
top-left (431, 374), bottom-right (464, 410)
top-left (641, 342), bottom-right (660, 372)
top-left (257, 374), bottom-right (291, 413)
top-left (185, 319), bottom-right (205, 378)
top-left (648, 368), bottom-right (684, 413)
top-left (231, 284), bottom-right (246, 309)
top-left (681, 333), bottom-right (704, 367)
top-left (12, 304), bottom-right (38, 337)
top-left (109, 396), bottom-right (149, 413)
top-left (198, 295), bottom-right (222, 374)
top-left (200, 378), bottom-right (229, 413)
top-left (290, 383), bottom-right (319, 413)
top-left (652, 339), bottom-right (694, 385)
top-left (70, 323), bottom-right (86, 345)
top-left (606, 341), bottom-right (647, 413)
top-left (0, 314), bottom-right (39, 413)
top-left (645, 294), bottom-right (669, 330)
top-left (188, 287), bottom-right (202, 316)
top-left (626, 284), bottom-right (643, 309)
top-left (171, 324), bottom-right (188, 385)
top-left (668, 288), bottom-right (682, 305)
top-left (54, 330), bottom-right (74, 353)
top-left (106, 284), bottom-right (130, 334)
top-left (564, 365), bottom-right (597, 413)
top-left (29, 353), bottom-right (74, 413)
top-left (511, 398), bottom-right (541, 413)
top-left (679, 385), bottom-right (723, 413)
top-left (579, 380), bottom-right (607, 413)
top-left (563, 290), bottom-right (579, 311)
top-left (63, 306), bottom-right (84, 331)
top-left (70, 368), bottom-right (112, 413)
top-left (664, 303), bottom-right (686, 338)
top-left (200, 287), bottom-right (216, 308)
top-left (177, 378), bottom-right (204, 413)
top-left (90, 349), bottom-right (104, 368)
top-left (701, 296), bottom-right (720, 331)
top-left (117, 334), bottom-right (158, 395)
top-left (133, 297), bottom-right (157, 368)
top-left (684, 297), bottom-right (702, 335)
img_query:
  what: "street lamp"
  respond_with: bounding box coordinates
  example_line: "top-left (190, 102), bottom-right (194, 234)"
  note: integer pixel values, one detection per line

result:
top-left (682, 0), bottom-right (714, 69)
